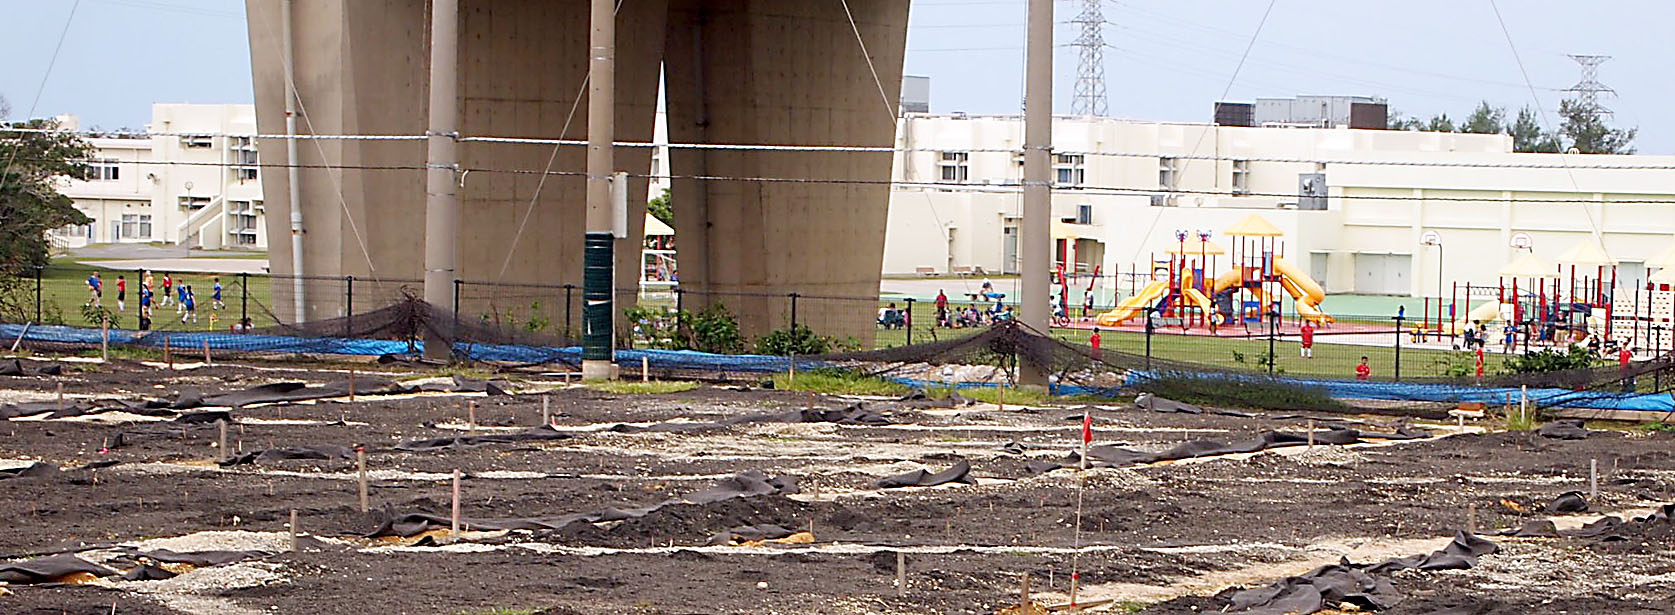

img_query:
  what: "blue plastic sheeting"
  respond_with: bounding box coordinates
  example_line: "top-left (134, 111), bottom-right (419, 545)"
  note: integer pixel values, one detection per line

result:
top-left (0, 324), bottom-right (821, 373)
top-left (1121, 370), bottom-right (1675, 412)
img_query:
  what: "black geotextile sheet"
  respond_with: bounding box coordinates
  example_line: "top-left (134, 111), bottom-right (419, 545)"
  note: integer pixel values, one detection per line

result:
top-left (220, 444), bottom-right (356, 466)
top-left (0, 358), bottom-right (64, 377)
top-left (0, 554), bottom-right (115, 584)
top-left (393, 426), bottom-right (574, 452)
top-left (706, 524), bottom-right (799, 545)
top-left (876, 458), bottom-right (976, 488)
top-left (1025, 425), bottom-right (1432, 473)
top-left (1499, 502), bottom-right (1674, 540)
top-left (1225, 532), bottom-right (1498, 615)
top-left (0, 376), bottom-right (497, 420)
top-left (606, 403), bottom-right (893, 434)
top-left (362, 470), bottom-right (798, 537)
top-left (0, 462), bottom-right (59, 480)
top-left (1536, 418), bottom-right (1594, 440)
top-left (1132, 394), bottom-right (1257, 418)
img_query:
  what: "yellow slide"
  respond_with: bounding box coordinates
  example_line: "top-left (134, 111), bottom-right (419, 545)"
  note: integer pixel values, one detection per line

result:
top-left (1448, 301), bottom-right (1505, 335)
top-left (1096, 280), bottom-right (1168, 326)
top-left (1182, 288), bottom-right (1216, 320)
top-left (1273, 258), bottom-right (1333, 324)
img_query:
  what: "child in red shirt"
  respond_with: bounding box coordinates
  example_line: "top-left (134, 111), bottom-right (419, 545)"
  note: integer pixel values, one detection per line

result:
top-left (1299, 321), bottom-right (1315, 358)
top-left (1355, 356), bottom-right (1371, 380)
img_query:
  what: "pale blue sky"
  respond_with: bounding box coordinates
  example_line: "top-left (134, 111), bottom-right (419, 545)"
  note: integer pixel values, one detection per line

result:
top-left (3, 0), bottom-right (1668, 151)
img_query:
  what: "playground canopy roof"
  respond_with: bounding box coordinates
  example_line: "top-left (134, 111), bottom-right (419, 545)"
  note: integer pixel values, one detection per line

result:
top-left (1554, 241), bottom-right (1616, 267)
top-left (1161, 237), bottom-right (1227, 256)
top-left (645, 213), bottom-right (674, 236)
top-left (1224, 214), bottom-right (1284, 237)
top-left (1653, 267), bottom-right (1675, 284)
top-left (1498, 252), bottom-right (1559, 279)
top-left (1647, 243), bottom-right (1675, 269)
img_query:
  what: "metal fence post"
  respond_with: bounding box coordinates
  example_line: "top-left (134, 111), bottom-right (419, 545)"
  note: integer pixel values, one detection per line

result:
top-left (1393, 313), bottom-right (1405, 382)
top-left (788, 292), bottom-right (799, 330)
top-left (1144, 307), bottom-right (1154, 371)
top-left (34, 266), bottom-right (43, 323)
top-left (905, 298), bottom-right (915, 346)
top-left (344, 275), bottom-right (355, 335)
top-left (1267, 309), bottom-right (1277, 376)
top-left (674, 286), bottom-right (684, 342)
top-left (452, 279), bottom-right (462, 345)
top-left (563, 284), bottom-right (576, 341)
top-left (239, 272), bottom-right (249, 325)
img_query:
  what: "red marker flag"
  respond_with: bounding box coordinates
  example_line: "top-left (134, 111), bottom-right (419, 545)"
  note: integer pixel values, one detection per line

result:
top-left (1081, 411), bottom-right (1093, 445)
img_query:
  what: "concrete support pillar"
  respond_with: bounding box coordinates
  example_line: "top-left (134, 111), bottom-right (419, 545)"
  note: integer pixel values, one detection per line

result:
top-left (581, 0), bottom-right (617, 379)
top-left (422, 0), bottom-right (460, 360)
top-left (1019, 0), bottom-right (1054, 384)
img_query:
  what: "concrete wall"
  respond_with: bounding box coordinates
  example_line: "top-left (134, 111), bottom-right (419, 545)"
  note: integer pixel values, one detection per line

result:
top-left (248, 0), bottom-right (908, 343)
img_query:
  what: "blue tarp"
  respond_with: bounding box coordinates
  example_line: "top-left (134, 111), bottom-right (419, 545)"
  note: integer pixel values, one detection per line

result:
top-left (1118, 370), bottom-right (1675, 413)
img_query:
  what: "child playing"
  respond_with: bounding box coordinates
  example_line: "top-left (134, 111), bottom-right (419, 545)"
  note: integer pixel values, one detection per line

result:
top-left (86, 272), bottom-right (102, 306)
top-left (1299, 321), bottom-right (1316, 359)
top-left (160, 273), bottom-right (173, 307)
top-left (1355, 356), bottom-right (1371, 380)
top-left (115, 275), bottom-right (127, 312)
top-left (181, 285), bottom-right (198, 324)
top-left (212, 277), bottom-right (225, 310)
top-left (176, 282), bottom-right (189, 314)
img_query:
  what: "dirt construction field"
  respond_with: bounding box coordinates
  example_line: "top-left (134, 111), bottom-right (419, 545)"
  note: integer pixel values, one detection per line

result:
top-left (0, 356), bottom-right (1672, 614)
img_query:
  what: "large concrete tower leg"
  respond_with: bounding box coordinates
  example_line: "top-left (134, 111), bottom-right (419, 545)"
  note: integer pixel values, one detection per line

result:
top-left (664, 0), bottom-right (910, 345)
top-left (249, 0), bottom-right (664, 339)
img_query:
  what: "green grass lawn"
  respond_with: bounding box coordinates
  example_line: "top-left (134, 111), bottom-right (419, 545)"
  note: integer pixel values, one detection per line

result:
top-left (31, 261), bottom-right (276, 332)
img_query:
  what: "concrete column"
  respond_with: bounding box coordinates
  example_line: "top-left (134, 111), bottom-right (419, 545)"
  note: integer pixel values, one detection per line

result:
top-left (1019, 0), bottom-right (1053, 383)
top-left (422, 0), bottom-right (460, 360)
top-left (581, 0), bottom-right (617, 379)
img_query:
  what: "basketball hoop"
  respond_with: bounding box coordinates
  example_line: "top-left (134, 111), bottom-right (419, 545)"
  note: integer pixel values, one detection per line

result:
top-left (1509, 232), bottom-right (1533, 251)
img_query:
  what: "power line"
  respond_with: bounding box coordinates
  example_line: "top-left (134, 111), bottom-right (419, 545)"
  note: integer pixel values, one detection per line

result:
top-left (26, 155), bottom-right (1675, 204)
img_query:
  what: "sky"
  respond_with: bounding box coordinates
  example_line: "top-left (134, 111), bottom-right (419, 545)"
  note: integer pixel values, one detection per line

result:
top-left (2, 0), bottom-right (1670, 152)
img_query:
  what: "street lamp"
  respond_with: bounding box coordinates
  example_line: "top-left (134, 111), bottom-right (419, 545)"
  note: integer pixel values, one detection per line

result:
top-left (1421, 231), bottom-right (1443, 322)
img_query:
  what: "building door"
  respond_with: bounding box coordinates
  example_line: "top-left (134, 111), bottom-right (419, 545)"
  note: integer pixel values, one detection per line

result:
top-left (1002, 226), bottom-right (1019, 274)
top-left (1309, 253), bottom-right (1329, 291)
top-left (110, 221), bottom-right (122, 243)
top-left (1355, 254), bottom-right (1412, 295)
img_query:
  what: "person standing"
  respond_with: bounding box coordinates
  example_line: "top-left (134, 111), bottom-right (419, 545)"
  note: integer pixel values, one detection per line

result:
top-left (139, 283), bottom-right (152, 319)
top-left (86, 272), bottom-right (102, 306)
top-left (115, 275), bottom-right (127, 312)
top-left (934, 290), bottom-right (948, 327)
top-left (1300, 321), bottom-right (1316, 359)
top-left (1089, 328), bottom-right (1102, 361)
top-left (212, 277), bottom-right (225, 310)
top-left (1355, 356), bottom-right (1371, 380)
top-left (160, 273), bottom-right (173, 307)
top-left (176, 281), bottom-right (189, 314)
top-left (181, 285), bottom-right (198, 324)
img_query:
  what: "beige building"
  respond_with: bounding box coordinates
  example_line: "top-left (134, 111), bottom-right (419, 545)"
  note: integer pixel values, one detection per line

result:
top-left (55, 104), bottom-right (266, 251)
top-left (883, 114), bottom-right (1675, 298)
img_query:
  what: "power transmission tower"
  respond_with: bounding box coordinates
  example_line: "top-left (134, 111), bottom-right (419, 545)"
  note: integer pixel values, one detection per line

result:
top-left (1071, 0), bottom-right (1108, 117)
top-left (1565, 54), bottom-right (1614, 114)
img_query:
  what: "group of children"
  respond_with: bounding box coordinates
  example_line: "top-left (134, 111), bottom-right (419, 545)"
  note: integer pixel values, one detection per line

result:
top-left (86, 271), bottom-right (224, 330)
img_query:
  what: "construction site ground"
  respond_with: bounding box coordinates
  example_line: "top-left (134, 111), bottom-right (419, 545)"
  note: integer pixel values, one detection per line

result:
top-left (1, 356), bottom-right (1672, 614)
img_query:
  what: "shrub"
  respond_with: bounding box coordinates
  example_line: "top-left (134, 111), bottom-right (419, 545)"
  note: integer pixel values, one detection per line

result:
top-left (1502, 344), bottom-right (1597, 374)
top-left (755, 324), bottom-right (833, 356)
top-left (688, 303), bottom-right (744, 354)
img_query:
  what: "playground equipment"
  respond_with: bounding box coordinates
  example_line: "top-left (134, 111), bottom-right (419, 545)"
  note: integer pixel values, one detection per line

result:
top-left (1096, 214), bottom-right (1332, 329)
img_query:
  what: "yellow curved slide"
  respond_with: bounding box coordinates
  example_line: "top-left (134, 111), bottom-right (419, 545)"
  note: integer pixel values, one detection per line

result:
top-left (1096, 280), bottom-right (1168, 326)
top-left (1273, 258), bottom-right (1333, 324)
top-left (1448, 301), bottom-right (1504, 335)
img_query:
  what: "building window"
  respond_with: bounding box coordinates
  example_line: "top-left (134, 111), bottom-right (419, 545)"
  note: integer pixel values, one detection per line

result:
top-left (1158, 157), bottom-right (1178, 191)
top-left (1076, 203), bottom-right (1093, 225)
top-left (121, 214), bottom-right (151, 239)
top-left (938, 152), bottom-right (969, 183)
top-left (231, 137), bottom-right (259, 181)
top-left (181, 135), bottom-right (214, 148)
top-left (92, 159), bottom-right (121, 181)
top-left (1054, 154), bottom-right (1085, 187)
top-left (180, 195), bottom-right (212, 209)
top-left (1231, 159), bottom-right (1250, 195)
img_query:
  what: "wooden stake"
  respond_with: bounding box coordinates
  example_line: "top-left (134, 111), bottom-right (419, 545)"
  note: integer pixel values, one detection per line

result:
top-left (202, 339), bottom-right (211, 365)
top-left (541, 395), bottom-right (550, 426)
top-left (788, 353), bottom-right (796, 383)
top-left (348, 369), bottom-right (356, 402)
top-left (1467, 502), bottom-right (1477, 533)
top-left (641, 356), bottom-right (649, 382)
top-left (1590, 458), bottom-right (1598, 502)
top-left (895, 551), bottom-right (906, 599)
top-left (1307, 419), bottom-right (1315, 449)
top-left (466, 401), bottom-right (476, 433)
top-left (56, 382), bottom-right (64, 412)
top-left (997, 385), bottom-right (1005, 413)
top-left (356, 446), bottom-right (369, 513)
top-left (289, 509), bottom-right (299, 552)
top-left (100, 319), bottom-right (109, 362)
top-left (451, 469), bottom-right (463, 540)
top-left (1019, 572), bottom-right (1030, 614)
top-left (217, 419), bottom-right (229, 462)
top-left (164, 334), bottom-right (172, 369)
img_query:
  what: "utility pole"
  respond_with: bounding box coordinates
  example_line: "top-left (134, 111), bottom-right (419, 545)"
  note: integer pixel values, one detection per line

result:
top-left (281, 0), bottom-right (306, 325)
top-left (421, 0), bottom-right (460, 361)
top-left (1566, 55), bottom-right (1614, 114)
top-left (1071, 0), bottom-right (1107, 117)
top-left (581, 0), bottom-right (618, 380)
top-left (1019, 0), bottom-right (1053, 385)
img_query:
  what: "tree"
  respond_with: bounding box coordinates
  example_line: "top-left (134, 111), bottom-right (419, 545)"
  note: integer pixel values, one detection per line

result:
top-left (1423, 113), bottom-right (1457, 133)
top-left (1507, 106), bottom-right (1560, 153)
top-left (646, 188), bottom-right (673, 227)
top-left (0, 99), bottom-right (93, 320)
top-left (1460, 101), bottom-right (1505, 134)
top-left (1386, 110), bottom-right (1423, 131)
top-left (1557, 99), bottom-right (1636, 154)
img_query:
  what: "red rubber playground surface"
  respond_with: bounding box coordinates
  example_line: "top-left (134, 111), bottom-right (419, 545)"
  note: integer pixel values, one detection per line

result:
top-left (1054, 317), bottom-right (1394, 337)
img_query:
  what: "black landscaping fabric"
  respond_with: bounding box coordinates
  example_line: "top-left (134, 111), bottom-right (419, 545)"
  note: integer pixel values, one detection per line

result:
top-left (875, 458), bottom-right (975, 488)
top-left (362, 470), bottom-right (798, 537)
top-left (0, 462), bottom-right (58, 479)
top-left (606, 403), bottom-right (892, 434)
top-left (1544, 491), bottom-right (1590, 513)
top-left (1224, 533), bottom-right (1497, 615)
top-left (0, 376), bottom-right (486, 421)
top-left (1069, 425), bottom-right (1432, 469)
top-left (705, 524), bottom-right (798, 546)
top-left (0, 358), bottom-right (63, 376)
top-left (219, 444), bottom-right (355, 466)
top-left (1500, 502), bottom-right (1674, 541)
top-left (0, 554), bottom-right (116, 584)
top-left (1537, 418), bottom-right (1593, 440)
top-left (394, 426), bottom-right (573, 452)
top-left (122, 548), bottom-right (268, 567)
top-left (1134, 393), bottom-right (1257, 418)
